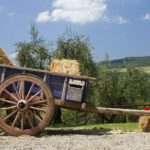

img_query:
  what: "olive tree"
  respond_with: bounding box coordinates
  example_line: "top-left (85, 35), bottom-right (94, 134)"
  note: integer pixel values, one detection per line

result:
top-left (15, 23), bottom-right (51, 69)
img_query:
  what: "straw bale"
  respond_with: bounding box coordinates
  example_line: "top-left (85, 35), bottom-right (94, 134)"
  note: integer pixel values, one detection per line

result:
top-left (50, 59), bottom-right (80, 75)
top-left (139, 116), bottom-right (150, 132)
top-left (0, 48), bottom-right (13, 66)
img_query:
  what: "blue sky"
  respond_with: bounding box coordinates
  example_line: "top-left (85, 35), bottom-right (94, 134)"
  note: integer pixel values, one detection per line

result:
top-left (0, 0), bottom-right (150, 61)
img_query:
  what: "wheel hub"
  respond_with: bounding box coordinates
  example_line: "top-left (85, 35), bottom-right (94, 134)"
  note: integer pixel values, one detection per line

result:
top-left (17, 100), bottom-right (28, 111)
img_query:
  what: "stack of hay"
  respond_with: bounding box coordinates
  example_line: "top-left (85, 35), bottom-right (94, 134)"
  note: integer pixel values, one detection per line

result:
top-left (0, 48), bottom-right (13, 66)
top-left (139, 116), bottom-right (150, 132)
top-left (50, 59), bottom-right (80, 75)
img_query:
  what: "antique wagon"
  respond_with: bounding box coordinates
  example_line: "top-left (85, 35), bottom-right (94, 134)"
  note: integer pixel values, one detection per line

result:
top-left (0, 64), bottom-right (150, 136)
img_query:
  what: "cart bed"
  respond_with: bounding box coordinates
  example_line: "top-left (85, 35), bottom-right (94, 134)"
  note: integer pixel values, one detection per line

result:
top-left (0, 64), bottom-right (92, 103)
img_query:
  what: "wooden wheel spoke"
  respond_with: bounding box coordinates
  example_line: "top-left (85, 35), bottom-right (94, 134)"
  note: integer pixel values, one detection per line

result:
top-left (12, 112), bottom-right (20, 127)
top-left (3, 89), bottom-right (19, 102)
top-left (34, 110), bottom-right (43, 121)
top-left (19, 81), bottom-right (22, 96)
top-left (12, 83), bottom-right (21, 100)
top-left (1, 105), bottom-right (16, 111)
top-left (3, 110), bottom-right (17, 121)
top-left (34, 114), bottom-right (42, 122)
top-left (29, 110), bottom-right (42, 123)
top-left (21, 113), bottom-right (24, 130)
top-left (30, 100), bottom-right (47, 105)
top-left (40, 91), bottom-right (45, 100)
top-left (0, 98), bottom-right (16, 105)
top-left (28, 90), bottom-right (42, 103)
top-left (25, 83), bottom-right (34, 100)
top-left (29, 106), bottom-right (46, 113)
top-left (19, 80), bottom-right (25, 99)
top-left (25, 112), bottom-right (34, 128)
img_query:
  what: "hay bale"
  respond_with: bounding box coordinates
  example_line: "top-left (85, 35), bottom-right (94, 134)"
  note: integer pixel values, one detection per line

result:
top-left (0, 48), bottom-right (13, 66)
top-left (139, 116), bottom-right (150, 132)
top-left (50, 59), bottom-right (80, 75)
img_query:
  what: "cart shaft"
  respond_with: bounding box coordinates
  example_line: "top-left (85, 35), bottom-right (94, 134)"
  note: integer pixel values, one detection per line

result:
top-left (55, 100), bottom-right (150, 116)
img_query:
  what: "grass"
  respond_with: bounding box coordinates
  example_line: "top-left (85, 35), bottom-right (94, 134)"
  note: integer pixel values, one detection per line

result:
top-left (143, 66), bottom-right (150, 73)
top-left (47, 122), bottom-right (139, 132)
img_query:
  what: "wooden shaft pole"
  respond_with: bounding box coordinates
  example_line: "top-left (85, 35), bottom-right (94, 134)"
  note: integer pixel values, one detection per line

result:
top-left (55, 100), bottom-right (150, 116)
top-left (85, 107), bottom-right (150, 116)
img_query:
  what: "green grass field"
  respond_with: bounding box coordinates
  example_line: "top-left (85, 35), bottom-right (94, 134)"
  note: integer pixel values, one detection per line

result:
top-left (48, 122), bottom-right (139, 132)
top-left (113, 66), bottom-right (150, 74)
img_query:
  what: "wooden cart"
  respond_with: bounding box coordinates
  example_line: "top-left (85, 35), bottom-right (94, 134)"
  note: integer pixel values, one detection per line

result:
top-left (0, 64), bottom-right (150, 136)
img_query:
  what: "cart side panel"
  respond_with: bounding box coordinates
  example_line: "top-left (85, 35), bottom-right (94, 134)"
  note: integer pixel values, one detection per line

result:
top-left (0, 66), bottom-right (88, 102)
top-left (4, 67), bottom-right (23, 78)
top-left (46, 74), bottom-right (64, 99)
top-left (3, 67), bottom-right (65, 100)
top-left (25, 70), bottom-right (65, 100)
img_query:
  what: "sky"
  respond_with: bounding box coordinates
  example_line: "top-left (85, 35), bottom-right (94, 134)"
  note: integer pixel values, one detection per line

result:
top-left (0, 0), bottom-right (150, 61)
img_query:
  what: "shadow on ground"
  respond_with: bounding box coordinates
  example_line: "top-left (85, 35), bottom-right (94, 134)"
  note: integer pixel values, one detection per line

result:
top-left (40, 128), bottom-right (112, 136)
top-left (0, 128), bottom-right (113, 137)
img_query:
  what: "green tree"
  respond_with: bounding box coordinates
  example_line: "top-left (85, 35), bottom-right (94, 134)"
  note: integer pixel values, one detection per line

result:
top-left (117, 65), bottom-right (149, 106)
top-left (15, 23), bottom-right (51, 69)
top-left (53, 27), bottom-right (97, 77)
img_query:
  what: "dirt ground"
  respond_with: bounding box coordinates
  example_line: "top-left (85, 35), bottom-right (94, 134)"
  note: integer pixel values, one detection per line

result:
top-left (0, 129), bottom-right (150, 150)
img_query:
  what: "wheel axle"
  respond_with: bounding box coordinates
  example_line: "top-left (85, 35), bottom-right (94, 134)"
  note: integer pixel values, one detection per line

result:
top-left (17, 100), bottom-right (28, 111)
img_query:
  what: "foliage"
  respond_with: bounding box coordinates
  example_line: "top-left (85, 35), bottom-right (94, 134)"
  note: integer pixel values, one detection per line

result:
top-left (15, 23), bottom-right (51, 69)
top-left (93, 60), bottom-right (150, 123)
top-left (61, 109), bottom-right (77, 125)
top-left (95, 60), bottom-right (150, 107)
top-left (117, 65), bottom-right (150, 106)
top-left (52, 27), bottom-right (97, 77)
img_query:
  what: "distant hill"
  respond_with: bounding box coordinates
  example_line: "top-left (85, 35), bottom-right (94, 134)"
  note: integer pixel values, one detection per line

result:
top-left (110, 56), bottom-right (150, 68)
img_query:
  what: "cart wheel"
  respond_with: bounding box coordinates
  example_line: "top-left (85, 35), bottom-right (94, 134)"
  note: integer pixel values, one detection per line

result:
top-left (0, 74), bottom-right (55, 136)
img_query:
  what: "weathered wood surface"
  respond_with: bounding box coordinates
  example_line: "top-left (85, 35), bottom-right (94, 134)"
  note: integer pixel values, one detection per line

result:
top-left (55, 100), bottom-right (150, 116)
top-left (89, 107), bottom-right (150, 116)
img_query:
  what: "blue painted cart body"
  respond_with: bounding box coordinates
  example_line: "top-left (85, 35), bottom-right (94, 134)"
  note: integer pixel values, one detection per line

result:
top-left (0, 65), bottom-right (91, 103)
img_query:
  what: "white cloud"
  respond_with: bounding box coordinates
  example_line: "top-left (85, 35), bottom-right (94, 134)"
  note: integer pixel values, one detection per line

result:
top-left (9, 52), bottom-right (17, 60)
top-left (36, 11), bottom-right (51, 22)
top-left (142, 13), bottom-right (150, 21)
top-left (36, 0), bottom-right (107, 24)
top-left (102, 16), bottom-right (129, 24)
top-left (114, 16), bottom-right (129, 24)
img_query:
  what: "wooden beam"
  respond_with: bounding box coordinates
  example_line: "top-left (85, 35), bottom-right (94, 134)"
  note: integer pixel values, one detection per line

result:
top-left (87, 107), bottom-right (150, 116)
top-left (55, 100), bottom-right (150, 116)
top-left (61, 77), bottom-right (68, 104)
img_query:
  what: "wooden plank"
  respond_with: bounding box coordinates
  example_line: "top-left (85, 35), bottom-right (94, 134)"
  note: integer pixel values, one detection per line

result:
top-left (43, 73), bottom-right (47, 82)
top-left (61, 77), bottom-right (69, 104)
top-left (82, 80), bottom-right (89, 103)
top-left (1, 67), bottom-right (6, 82)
